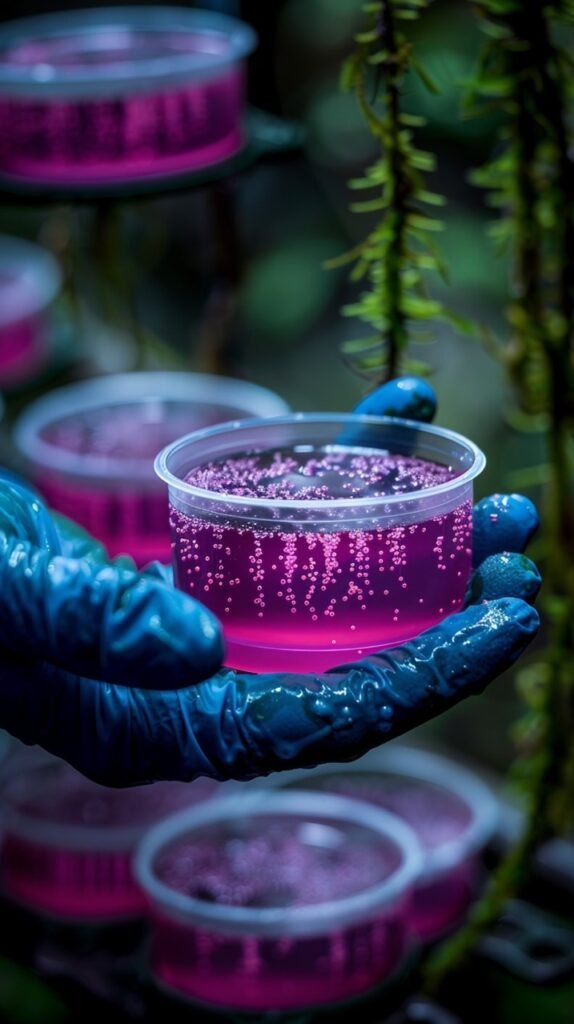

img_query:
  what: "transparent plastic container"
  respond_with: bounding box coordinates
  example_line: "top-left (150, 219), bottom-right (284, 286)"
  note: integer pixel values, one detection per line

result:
top-left (155, 414), bottom-right (485, 672)
top-left (0, 234), bottom-right (61, 386)
top-left (14, 371), bottom-right (290, 566)
top-left (0, 7), bottom-right (257, 185)
top-left (134, 789), bottom-right (422, 1013)
top-left (0, 758), bottom-right (220, 921)
top-left (266, 746), bottom-right (499, 943)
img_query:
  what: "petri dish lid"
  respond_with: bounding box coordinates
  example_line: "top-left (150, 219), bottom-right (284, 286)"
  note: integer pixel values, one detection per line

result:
top-left (0, 757), bottom-right (219, 851)
top-left (0, 7), bottom-right (258, 98)
top-left (0, 234), bottom-right (61, 328)
top-left (14, 371), bottom-right (290, 483)
top-left (257, 745), bottom-right (499, 881)
top-left (135, 789), bottom-right (422, 938)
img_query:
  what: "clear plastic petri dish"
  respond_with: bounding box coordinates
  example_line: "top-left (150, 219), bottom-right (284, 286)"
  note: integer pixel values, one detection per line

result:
top-left (134, 789), bottom-right (422, 1013)
top-left (155, 413), bottom-right (486, 672)
top-left (0, 7), bottom-right (257, 185)
top-left (14, 371), bottom-right (290, 566)
top-left (0, 234), bottom-right (61, 386)
top-left (262, 745), bottom-right (499, 943)
top-left (0, 757), bottom-right (221, 922)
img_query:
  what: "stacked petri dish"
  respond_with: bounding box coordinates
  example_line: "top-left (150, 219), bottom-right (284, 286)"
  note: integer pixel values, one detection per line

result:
top-left (14, 371), bottom-right (290, 566)
top-left (0, 234), bottom-right (61, 387)
top-left (264, 745), bottom-right (499, 943)
top-left (134, 790), bottom-right (422, 1014)
top-left (0, 7), bottom-right (257, 185)
top-left (0, 756), bottom-right (220, 922)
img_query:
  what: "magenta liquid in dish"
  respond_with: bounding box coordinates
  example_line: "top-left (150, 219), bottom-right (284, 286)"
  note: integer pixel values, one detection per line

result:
top-left (0, 761), bottom-right (217, 920)
top-left (148, 816), bottom-right (411, 1011)
top-left (170, 447), bottom-right (473, 672)
top-left (0, 29), bottom-right (246, 183)
top-left (36, 401), bottom-right (265, 566)
top-left (291, 772), bottom-right (478, 942)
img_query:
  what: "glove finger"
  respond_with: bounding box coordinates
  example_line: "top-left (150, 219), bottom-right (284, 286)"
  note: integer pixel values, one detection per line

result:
top-left (473, 493), bottom-right (539, 568)
top-left (465, 552), bottom-right (541, 606)
top-left (352, 376), bottom-right (437, 422)
top-left (0, 598), bottom-right (538, 787)
top-left (213, 597), bottom-right (539, 779)
top-left (0, 591), bottom-right (538, 787)
top-left (0, 534), bottom-right (223, 689)
top-left (0, 652), bottom-right (216, 787)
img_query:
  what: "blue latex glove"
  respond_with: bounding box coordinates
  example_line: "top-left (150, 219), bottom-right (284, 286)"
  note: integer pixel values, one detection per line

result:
top-left (0, 378), bottom-right (541, 786)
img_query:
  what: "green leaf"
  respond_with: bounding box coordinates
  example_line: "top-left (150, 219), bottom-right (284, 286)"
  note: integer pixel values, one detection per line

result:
top-left (355, 29), bottom-right (379, 44)
top-left (503, 407), bottom-right (550, 433)
top-left (403, 356), bottom-right (431, 376)
top-left (350, 259), bottom-right (371, 282)
top-left (0, 957), bottom-right (69, 1023)
top-left (350, 198), bottom-right (388, 213)
top-left (441, 308), bottom-right (475, 334)
top-left (407, 213), bottom-right (444, 232)
top-left (410, 149), bottom-right (436, 171)
top-left (367, 49), bottom-right (394, 67)
top-left (411, 56), bottom-right (440, 94)
top-left (341, 335), bottom-right (383, 355)
top-left (402, 296), bottom-right (443, 318)
top-left (471, 76), bottom-right (514, 98)
top-left (485, 0), bottom-right (521, 13)
top-left (340, 53), bottom-right (362, 92)
top-left (416, 189), bottom-right (447, 207)
top-left (399, 112), bottom-right (426, 127)
top-left (323, 243), bottom-right (367, 270)
top-left (349, 165), bottom-right (390, 189)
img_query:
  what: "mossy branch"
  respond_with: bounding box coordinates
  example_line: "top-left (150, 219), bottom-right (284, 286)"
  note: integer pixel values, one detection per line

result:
top-left (331, 0), bottom-right (464, 385)
top-left (423, 0), bottom-right (574, 991)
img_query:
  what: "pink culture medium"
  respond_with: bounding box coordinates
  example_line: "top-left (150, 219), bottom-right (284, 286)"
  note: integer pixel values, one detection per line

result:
top-left (14, 372), bottom-right (290, 566)
top-left (0, 9), bottom-right (257, 184)
top-left (0, 757), bottom-right (220, 921)
top-left (157, 415), bottom-right (485, 673)
top-left (134, 791), bottom-right (422, 1013)
top-left (269, 746), bottom-right (499, 943)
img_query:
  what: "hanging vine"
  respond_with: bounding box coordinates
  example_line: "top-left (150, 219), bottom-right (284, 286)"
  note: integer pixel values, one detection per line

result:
top-left (328, 0), bottom-right (466, 384)
top-left (424, 0), bottom-right (574, 990)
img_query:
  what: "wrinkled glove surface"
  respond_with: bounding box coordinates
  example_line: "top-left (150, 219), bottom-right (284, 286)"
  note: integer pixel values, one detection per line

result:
top-left (0, 377), bottom-right (540, 786)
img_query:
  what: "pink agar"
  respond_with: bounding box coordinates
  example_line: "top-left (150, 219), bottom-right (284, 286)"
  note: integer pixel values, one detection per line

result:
top-left (170, 448), bottom-right (473, 672)
top-left (0, 31), bottom-right (246, 183)
top-left (149, 818), bottom-right (410, 1011)
top-left (35, 401), bottom-right (261, 566)
top-left (0, 763), bottom-right (217, 920)
top-left (293, 772), bottom-right (478, 942)
top-left (0, 269), bottom-right (44, 383)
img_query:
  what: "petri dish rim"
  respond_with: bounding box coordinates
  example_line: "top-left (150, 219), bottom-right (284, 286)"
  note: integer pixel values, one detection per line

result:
top-left (13, 371), bottom-right (290, 483)
top-left (0, 759), bottom-right (220, 852)
top-left (260, 745), bottom-right (499, 881)
top-left (0, 7), bottom-right (258, 98)
top-left (134, 790), bottom-right (423, 938)
top-left (0, 234), bottom-right (61, 328)
top-left (155, 412), bottom-right (486, 517)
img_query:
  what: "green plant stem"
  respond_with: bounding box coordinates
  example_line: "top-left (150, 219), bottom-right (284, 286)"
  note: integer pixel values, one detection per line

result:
top-left (422, 0), bottom-right (574, 989)
top-left (380, 4), bottom-right (408, 383)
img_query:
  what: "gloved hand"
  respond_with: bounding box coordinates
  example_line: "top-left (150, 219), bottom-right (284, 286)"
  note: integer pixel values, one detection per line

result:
top-left (0, 378), bottom-right (541, 787)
